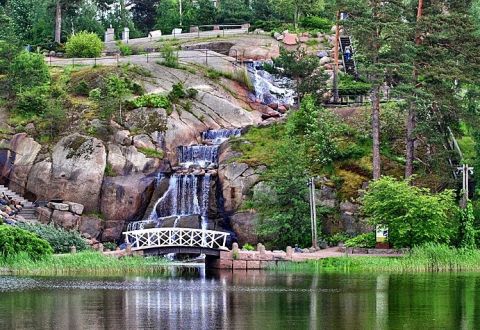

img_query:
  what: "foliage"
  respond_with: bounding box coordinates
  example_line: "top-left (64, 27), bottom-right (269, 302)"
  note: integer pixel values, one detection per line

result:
top-left (89, 74), bottom-right (132, 121)
top-left (362, 176), bottom-right (460, 248)
top-left (338, 74), bottom-right (371, 96)
top-left (459, 202), bottom-right (477, 249)
top-left (286, 95), bottom-right (341, 169)
top-left (0, 250), bottom-right (173, 276)
top-left (0, 225), bottom-right (53, 260)
top-left (138, 147), bottom-right (164, 158)
top-left (242, 243), bottom-right (255, 251)
top-left (0, 40), bottom-right (19, 74)
top-left (8, 51), bottom-right (50, 92)
top-left (15, 222), bottom-right (87, 254)
top-left (299, 16), bottom-right (331, 32)
top-left (116, 41), bottom-right (133, 56)
top-left (344, 232), bottom-right (376, 248)
top-left (326, 232), bottom-right (350, 246)
top-left (274, 47), bottom-right (327, 102)
top-left (217, 0), bottom-right (253, 24)
top-left (254, 137), bottom-right (313, 249)
top-left (130, 93), bottom-right (171, 109)
top-left (160, 43), bottom-right (179, 68)
top-left (65, 31), bottom-right (103, 58)
top-left (15, 85), bottom-right (50, 115)
top-left (103, 242), bottom-right (117, 251)
top-left (272, 243), bottom-right (480, 273)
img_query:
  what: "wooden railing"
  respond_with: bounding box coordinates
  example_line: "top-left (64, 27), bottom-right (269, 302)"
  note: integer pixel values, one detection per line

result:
top-left (123, 228), bottom-right (230, 251)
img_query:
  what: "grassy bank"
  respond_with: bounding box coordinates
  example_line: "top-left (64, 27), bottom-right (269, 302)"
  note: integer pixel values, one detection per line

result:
top-left (272, 244), bottom-right (480, 273)
top-left (0, 251), bottom-right (177, 276)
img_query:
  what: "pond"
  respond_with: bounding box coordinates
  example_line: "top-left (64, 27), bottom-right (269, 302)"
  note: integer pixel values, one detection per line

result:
top-left (0, 269), bottom-right (479, 329)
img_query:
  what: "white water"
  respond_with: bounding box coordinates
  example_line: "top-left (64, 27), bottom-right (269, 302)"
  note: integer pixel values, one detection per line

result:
top-left (246, 61), bottom-right (296, 106)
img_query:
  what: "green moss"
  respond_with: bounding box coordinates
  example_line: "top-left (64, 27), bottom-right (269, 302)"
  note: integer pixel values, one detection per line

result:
top-left (138, 147), bottom-right (164, 159)
top-left (230, 124), bottom-right (286, 166)
top-left (104, 163), bottom-right (117, 177)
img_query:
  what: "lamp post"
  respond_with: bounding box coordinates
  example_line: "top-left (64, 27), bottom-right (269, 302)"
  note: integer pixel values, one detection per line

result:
top-left (308, 178), bottom-right (318, 249)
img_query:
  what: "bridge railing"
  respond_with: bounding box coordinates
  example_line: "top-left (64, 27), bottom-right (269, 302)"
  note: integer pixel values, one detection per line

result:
top-left (123, 228), bottom-right (230, 251)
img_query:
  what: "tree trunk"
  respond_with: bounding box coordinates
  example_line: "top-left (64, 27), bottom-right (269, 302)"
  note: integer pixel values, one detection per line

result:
top-left (405, 107), bottom-right (416, 178)
top-left (405, 0), bottom-right (423, 178)
top-left (55, 1), bottom-right (62, 43)
top-left (371, 86), bottom-right (381, 180)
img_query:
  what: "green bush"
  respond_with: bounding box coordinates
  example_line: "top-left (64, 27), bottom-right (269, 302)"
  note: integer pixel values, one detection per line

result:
top-left (344, 232), bottom-right (376, 248)
top-left (65, 31), bottom-right (103, 58)
top-left (362, 176), bottom-right (460, 248)
top-left (16, 85), bottom-right (50, 115)
top-left (0, 40), bottom-right (19, 74)
top-left (116, 41), bottom-right (133, 56)
top-left (15, 223), bottom-right (87, 254)
top-left (338, 75), bottom-right (372, 96)
top-left (130, 93), bottom-right (171, 108)
top-left (9, 51), bottom-right (50, 92)
top-left (168, 82), bottom-right (187, 102)
top-left (300, 16), bottom-right (332, 32)
top-left (160, 43), bottom-right (179, 68)
top-left (327, 232), bottom-right (351, 246)
top-left (0, 225), bottom-right (53, 260)
top-left (242, 243), bottom-right (255, 251)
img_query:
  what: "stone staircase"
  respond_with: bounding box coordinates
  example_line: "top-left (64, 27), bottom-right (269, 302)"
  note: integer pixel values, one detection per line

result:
top-left (340, 35), bottom-right (356, 75)
top-left (0, 185), bottom-right (38, 222)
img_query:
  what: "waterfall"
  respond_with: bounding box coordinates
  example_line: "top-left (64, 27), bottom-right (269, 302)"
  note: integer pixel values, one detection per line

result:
top-left (202, 129), bottom-right (241, 144)
top-left (148, 174), bottom-right (211, 224)
top-left (178, 145), bottom-right (219, 168)
top-left (246, 61), bottom-right (295, 106)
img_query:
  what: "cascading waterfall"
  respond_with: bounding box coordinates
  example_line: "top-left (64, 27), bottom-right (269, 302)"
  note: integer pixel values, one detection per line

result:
top-left (246, 61), bottom-right (296, 106)
top-left (128, 128), bottom-right (241, 256)
top-left (202, 129), bottom-right (241, 144)
top-left (177, 145), bottom-right (219, 168)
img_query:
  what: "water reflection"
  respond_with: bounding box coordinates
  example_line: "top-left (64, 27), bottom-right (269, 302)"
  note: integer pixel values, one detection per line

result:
top-left (0, 269), bottom-right (479, 329)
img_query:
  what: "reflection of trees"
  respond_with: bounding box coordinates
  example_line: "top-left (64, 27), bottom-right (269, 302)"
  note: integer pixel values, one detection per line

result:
top-left (0, 272), bottom-right (479, 329)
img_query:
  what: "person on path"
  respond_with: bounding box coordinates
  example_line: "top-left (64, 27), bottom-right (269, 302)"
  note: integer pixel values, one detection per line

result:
top-left (345, 46), bottom-right (352, 61)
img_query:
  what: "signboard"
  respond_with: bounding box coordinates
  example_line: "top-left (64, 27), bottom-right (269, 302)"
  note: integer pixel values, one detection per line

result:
top-left (376, 225), bottom-right (388, 243)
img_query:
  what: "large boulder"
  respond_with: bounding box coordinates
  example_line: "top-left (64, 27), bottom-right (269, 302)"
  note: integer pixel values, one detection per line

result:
top-left (78, 215), bottom-right (103, 239)
top-left (107, 143), bottom-right (161, 176)
top-left (27, 134), bottom-right (107, 212)
top-left (100, 174), bottom-right (155, 241)
top-left (51, 210), bottom-right (80, 230)
top-left (1, 133), bottom-right (41, 195)
top-left (229, 43), bottom-right (280, 61)
top-left (230, 211), bottom-right (259, 245)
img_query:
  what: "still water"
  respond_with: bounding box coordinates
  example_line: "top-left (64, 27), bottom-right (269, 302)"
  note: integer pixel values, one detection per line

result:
top-left (0, 269), bottom-right (479, 330)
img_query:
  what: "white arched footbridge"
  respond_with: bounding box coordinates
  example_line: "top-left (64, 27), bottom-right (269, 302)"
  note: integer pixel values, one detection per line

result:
top-left (123, 228), bottom-right (230, 257)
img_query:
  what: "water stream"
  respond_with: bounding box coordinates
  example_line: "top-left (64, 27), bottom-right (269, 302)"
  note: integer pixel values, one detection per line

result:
top-left (246, 61), bottom-right (296, 106)
top-left (129, 129), bottom-right (241, 234)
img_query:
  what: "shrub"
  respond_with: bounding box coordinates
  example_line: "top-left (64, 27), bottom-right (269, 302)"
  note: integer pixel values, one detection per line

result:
top-left (0, 40), bottom-right (19, 74)
top-left (116, 41), bottom-right (133, 56)
top-left (9, 51), bottom-right (50, 92)
top-left (65, 31), bottom-right (103, 58)
top-left (242, 243), bottom-right (255, 251)
top-left (103, 242), bottom-right (117, 251)
top-left (338, 74), bottom-right (372, 96)
top-left (15, 223), bottom-right (87, 254)
top-left (344, 232), bottom-right (376, 248)
top-left (0, 225), bottom-right (53, 260)
top-left (130, 93), bottom-right (171, 108)
top-left (327, 232), bottom-right (351, 246)
top-left (300, 16), bottom-right (332, 32)
top-left (160, 43), bottom-right (178, 68)
top-left (16, 85), bottom-right (50, 115)
top-left (362, 176), bottom-right (460, 248)
top-left (168, 82), bottom-right (187, 102)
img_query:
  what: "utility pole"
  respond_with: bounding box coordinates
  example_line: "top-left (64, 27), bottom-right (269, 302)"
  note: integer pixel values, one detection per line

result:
top-left (309, 178), bottom-right (318, 249)
top-left (457, 164), bottom-right (473, 209)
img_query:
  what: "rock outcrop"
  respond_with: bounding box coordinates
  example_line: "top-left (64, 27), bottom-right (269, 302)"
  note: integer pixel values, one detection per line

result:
top-left (100, 174), bottom-right (156, 241)
top-left (27, 134), bottom-right (106, 212)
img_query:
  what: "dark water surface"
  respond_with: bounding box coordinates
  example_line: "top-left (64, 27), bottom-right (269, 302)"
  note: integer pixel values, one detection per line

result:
top-left (0, 269), bottom-right (479, 329)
